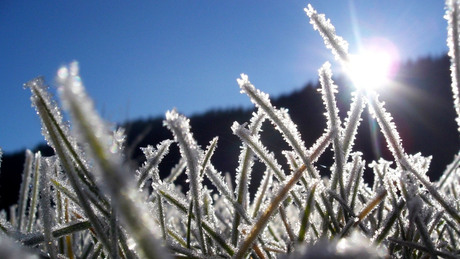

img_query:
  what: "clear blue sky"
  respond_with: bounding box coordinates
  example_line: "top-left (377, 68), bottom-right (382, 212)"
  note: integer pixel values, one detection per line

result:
top-left (0, 0), bottom-right (447, 153)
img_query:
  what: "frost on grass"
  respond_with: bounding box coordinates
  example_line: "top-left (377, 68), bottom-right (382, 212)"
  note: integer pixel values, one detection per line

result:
top-left (24, 76), bottom-right (86, 171)
top-left (57, 62), bottom-right (120, 175)
top-left (2, 1), bottom-right (460, 259)
top-left (57, 62), bottom-right (171, 259)
top-left (367, 96), bottom-right (406, 166)
top-left (318, 62), bottom-right (341, 134)
top-left (232, 121), bottom-right (286, 182)
top-left (39, 157), bottom-right (57, 259)
top-left (446, 0), bottom-right (460, 133)
top-left (305, 4), bottom-right (349, 62)
top-left (137, 139), bottom-right (173, 188)
top-left (237, 74), bottom-right (319, 179)
top-left (342, 92), bottom-right (365, 158)
top-left (164, 109), bottom-right (208, 253)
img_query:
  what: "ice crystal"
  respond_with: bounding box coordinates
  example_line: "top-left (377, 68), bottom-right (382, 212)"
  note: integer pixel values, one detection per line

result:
top-left (58, 62), bottom-right (171, 259)
top-left (17, 150), bottom-right (33, 232)
top-left (232, 111), bottom-right (267, 245)
top-left (305, 4), bottom-right (349, 62)
top-left (234, 111), bottom-right (265, 207)
top-left (164, 158), bottom-right (187, 184)
top-left (345, 153), bottom-right (364, 200)
top-left (111, 127), bottom-right (126, 154)
top-left (318, 62), bottom-right (347, 195)
top-left (446, 0), bottom-right (460, 133)
top-left (437, 152), bottom-right (460, 189)
top-left (319, 62), bottom-right (341, 134)
top-left (232, 121), bottom-right (286, 182)
top-left (26, 152), bottom-right (41, 233)
top-left (204, 165), bottom-right (245, 219)
top-left (25, 77), bottom-right (86, 171)
top-left (342, 92), bottom-right (365, 159)
top-left (307, 130), bottom-right (334, 163)
top-left (367, 95), bottom-right (406, 166)
top-left (137, 139), bottom-right (173, 188)
top-left (5, 1), bottom-right (460, 258)
top-left (237, 75), bottom-right (307, 157)
top-left (39, 157), bottom-right (57, 259)
top-left (164, 109), bottom-right (207, 253)
top-left (251, 170), bottom-right (272, 216)
top-left (237, 74), bottom-right (320, 180)
top-left (57, 62), bottom-right (120, 172)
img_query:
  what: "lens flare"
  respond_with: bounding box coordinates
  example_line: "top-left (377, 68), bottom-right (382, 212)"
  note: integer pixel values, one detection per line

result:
top-left (346, 38), bottom-right (399, 91)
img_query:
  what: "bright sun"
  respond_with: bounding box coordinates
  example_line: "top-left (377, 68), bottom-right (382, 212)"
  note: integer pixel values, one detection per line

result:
top-left (345, 38), bottom-right (399, 91)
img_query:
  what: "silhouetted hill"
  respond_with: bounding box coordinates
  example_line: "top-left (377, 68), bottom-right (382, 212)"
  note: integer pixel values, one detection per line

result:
top-left (1, 54), bottom-right (458, 210)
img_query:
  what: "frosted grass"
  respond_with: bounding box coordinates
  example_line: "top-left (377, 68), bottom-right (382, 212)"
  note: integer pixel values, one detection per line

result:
top-left (305, 4), bottom-right (349, 62)
top-left (447, 0), bottom-right (460, 133)
top-left (1, 1), bottom-right (460, 258)
top-left (164, 109), bottom-right (207, 254)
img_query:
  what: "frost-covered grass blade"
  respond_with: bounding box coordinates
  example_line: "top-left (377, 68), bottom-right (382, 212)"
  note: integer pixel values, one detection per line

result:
top-left (1, 1), bottom-right (460, 259)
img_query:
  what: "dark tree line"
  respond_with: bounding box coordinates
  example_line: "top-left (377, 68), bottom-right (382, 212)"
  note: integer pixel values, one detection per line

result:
top-left (1, 54), bottom-right (457, 210)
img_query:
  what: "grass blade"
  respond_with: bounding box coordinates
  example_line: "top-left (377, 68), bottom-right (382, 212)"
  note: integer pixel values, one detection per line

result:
top-left (17, 150), bottom-right (33, 232)
top-left (26, 152), bottom-right (41, 233)
top-left (234, 164), bottom-right (307, 259)
top-left (164, 109), bottom-right (207, 254)
top-left (297, 182), bottom-right (318, 242)
top-left (58, 62), bottom-right (171, 259)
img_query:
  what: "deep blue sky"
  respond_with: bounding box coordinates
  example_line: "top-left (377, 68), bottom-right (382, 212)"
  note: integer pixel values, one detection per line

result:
top-left (0, 0), bottom-right (447, 153)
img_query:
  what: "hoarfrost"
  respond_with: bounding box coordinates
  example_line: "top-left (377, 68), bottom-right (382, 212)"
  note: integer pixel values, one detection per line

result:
top-left (110, 127), bottom-right (126, 154)
top-left (237, 74), bottom-right (314, 178)
top-left (283, 151), bottom-right (301, 172)
top-left (26, 152), bottom-right (42, 233)
top-left (17, 150), bottom-right (34, 232)
top-left (234, 111), bottom-right (266, 210)
top-left (305, 4), bottom-right (349, 63)
top-left (438, 152), bottom-right (460, 189)
top-left (57, 62), bottom-right (121, 171)
top-left (204, 166), bottom-right (239, 213)
top-left (200, 137), bottom-right (219, 180)
top-left (251, 170), bottom-right (273, 218)
top-left (163, 109), bottom-right (207, 252)
top-left (24, 77), bottom-right (86, 171)
top-left (307, 130), bottom-right (333, 163)
top-left (446, 0), bottom-right (460, 133)
top-left (165, 158), bottom-right (187, 184)
top-left (367, 95), bottom-right (406, 166)
top-left (232, 121), bottom-right (286, 182)
top-left (318, 62), bottom-right (341, 135)
top-left (39, 157), bottom-right (57, 258)
top-left (137, 139), bottom-right (173, 188)
top-left (342, 92), bottom-right (365, 158)
top-left (58, 62), bottom-right (171, 259)
top-left (7, 1), bottom-right (460, 258)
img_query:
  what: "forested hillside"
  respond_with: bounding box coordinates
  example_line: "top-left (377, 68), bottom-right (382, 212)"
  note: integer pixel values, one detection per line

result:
top-left (1, 54), bottom-right (457, 210)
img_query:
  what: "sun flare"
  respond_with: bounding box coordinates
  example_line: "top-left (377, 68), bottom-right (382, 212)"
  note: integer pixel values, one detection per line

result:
top-left (346, 38), bottom-right (399, 91)
top-left (347, 51), bottom-right (391, 90)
